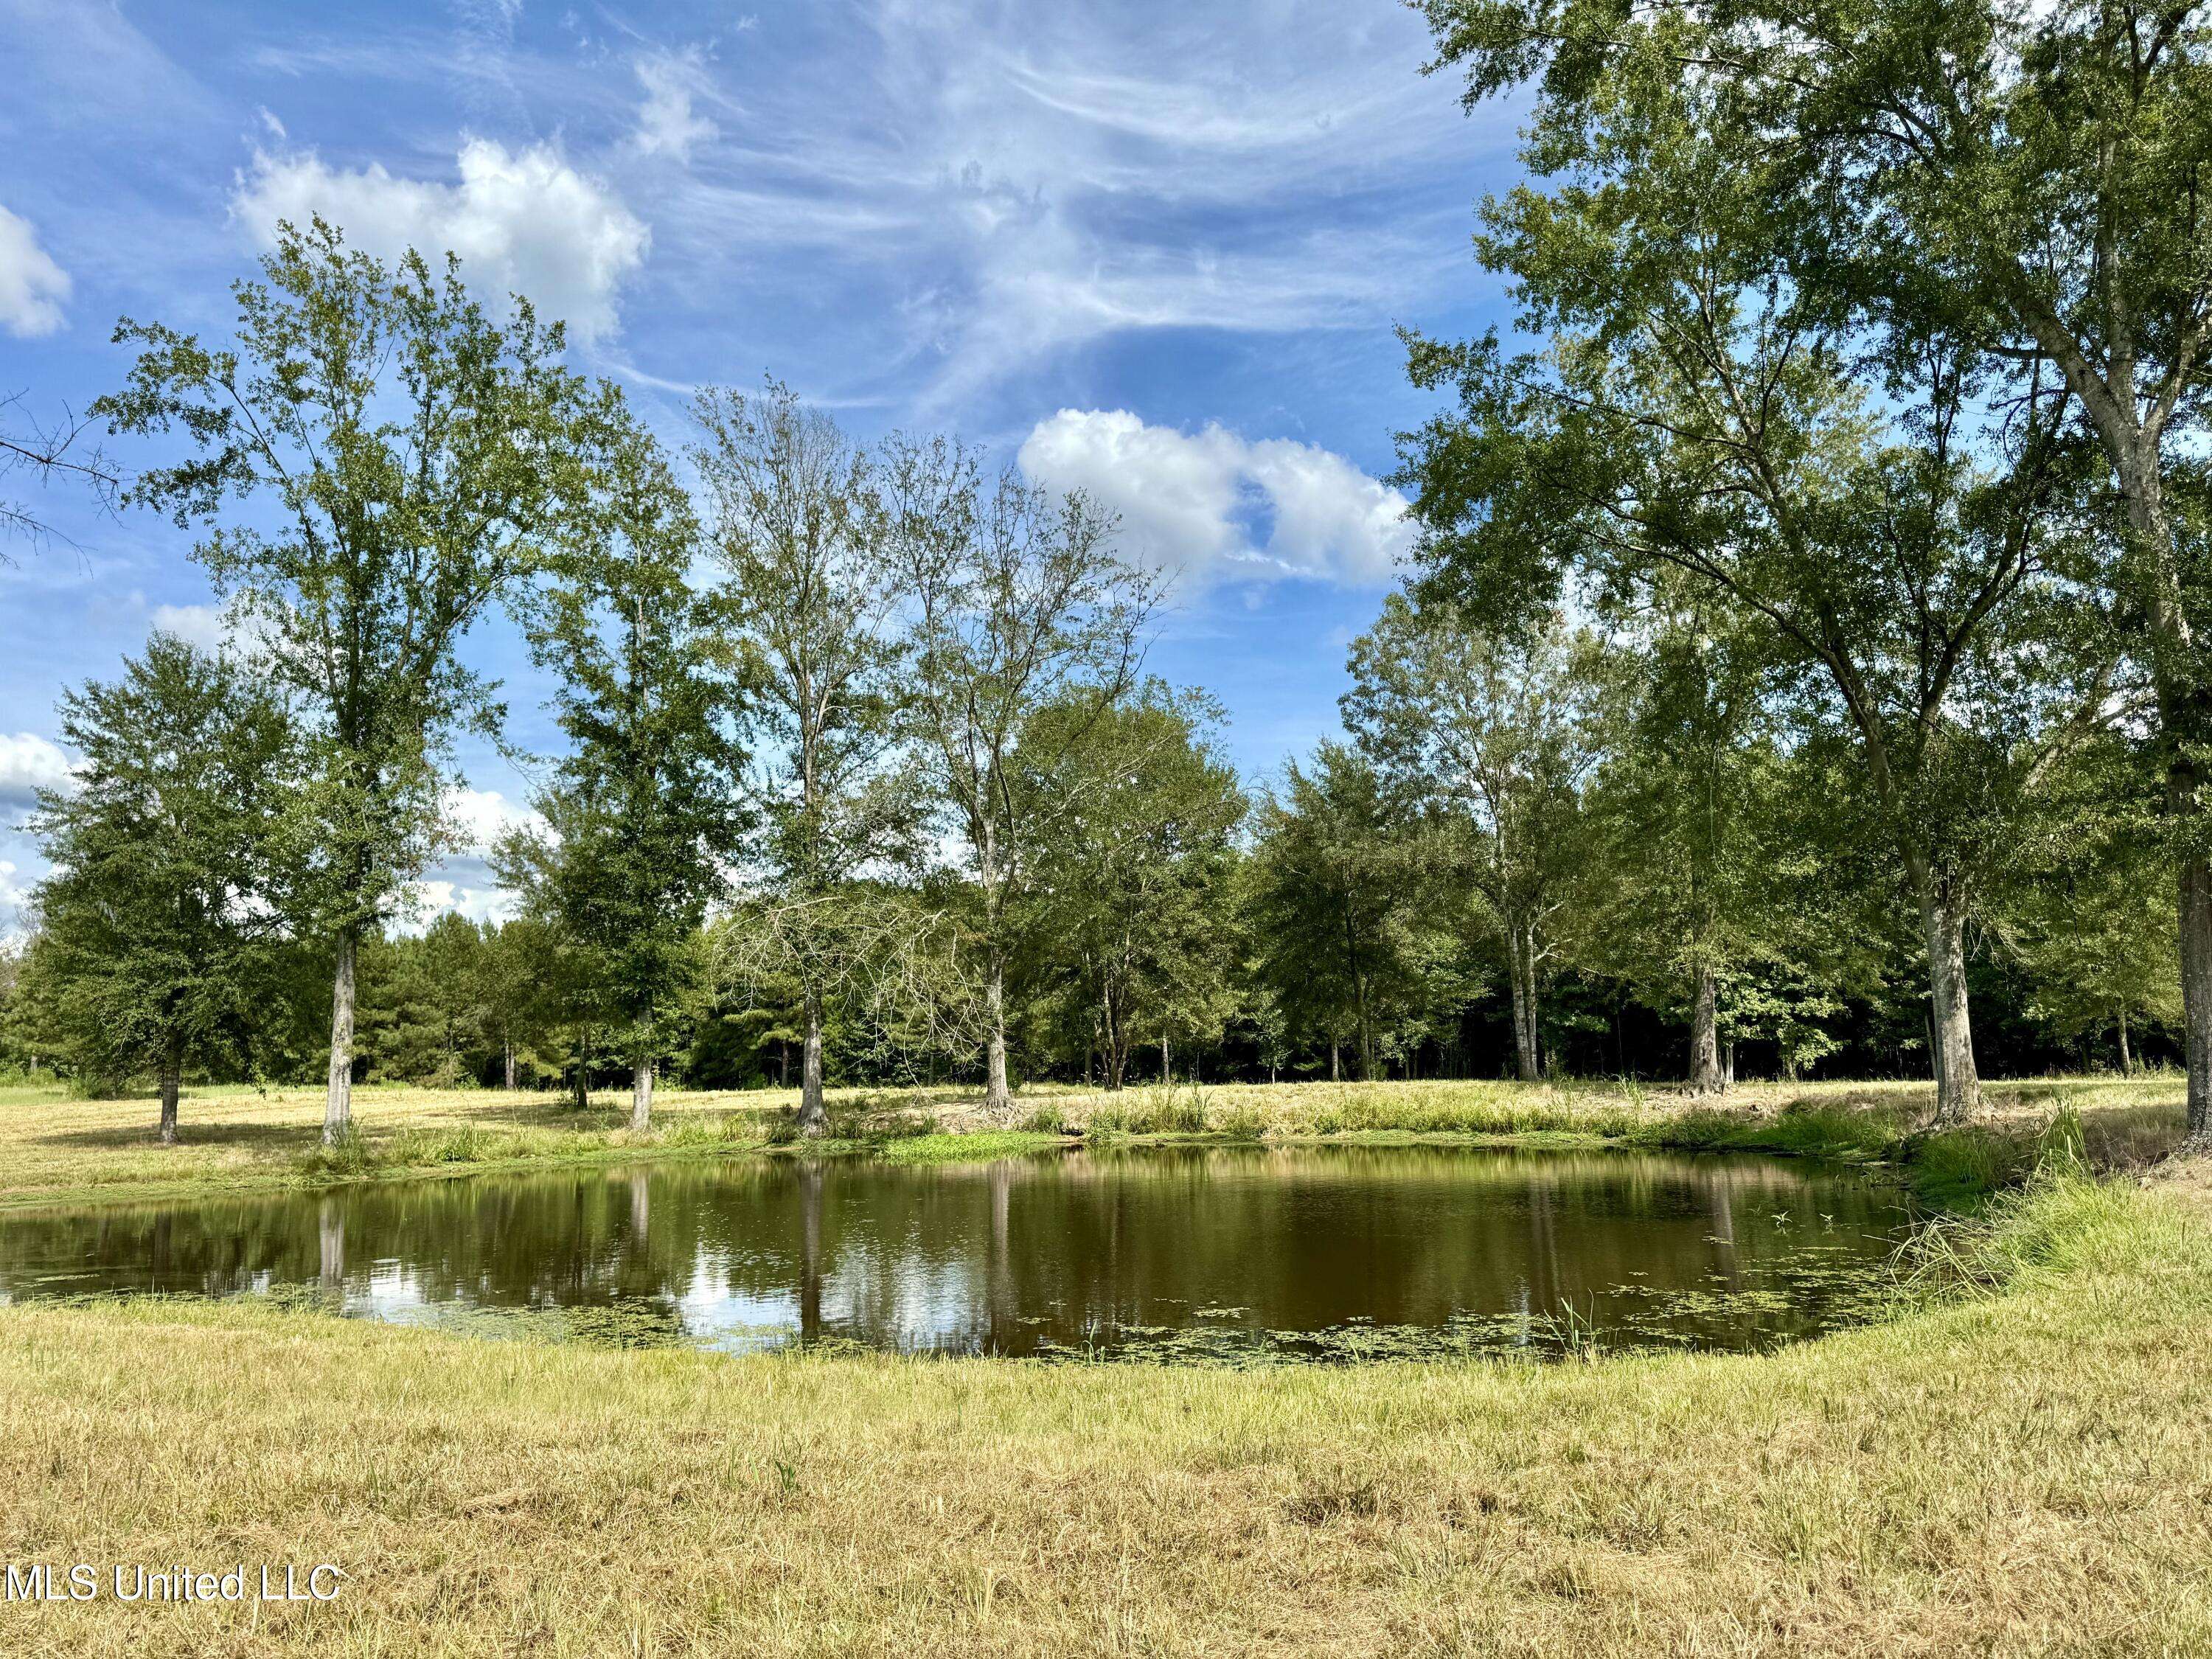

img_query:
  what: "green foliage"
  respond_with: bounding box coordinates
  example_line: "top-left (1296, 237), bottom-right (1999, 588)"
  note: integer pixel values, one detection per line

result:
top-left (1018, 684), bottom-right (1246, 1090)
top-left (497, 405), bottom-right (742, 1091)
top-left (94, 217), bottom-right (598, 947)
top-left (1344, 599), bottom-right (1600, 1078)
top-left (885, 430), bottom-right (1162, 1101)
top-left (20, 636), bottom-right (296, 1113)
top-left (1245, 744), bottom-right (1472, 1080)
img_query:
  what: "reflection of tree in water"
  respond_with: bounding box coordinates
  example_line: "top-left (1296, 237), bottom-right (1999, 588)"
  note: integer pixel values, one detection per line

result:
top-left (0, 1147), bottom-right (1908, 1358)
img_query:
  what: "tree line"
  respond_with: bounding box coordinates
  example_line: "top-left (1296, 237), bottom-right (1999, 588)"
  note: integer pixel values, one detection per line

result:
top-left (3, 0), bottom-right (2207, 1143)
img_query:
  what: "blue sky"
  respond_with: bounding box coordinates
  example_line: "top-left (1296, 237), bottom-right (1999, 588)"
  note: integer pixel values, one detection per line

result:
top-left (0, 0), bottom-right (1520, 928)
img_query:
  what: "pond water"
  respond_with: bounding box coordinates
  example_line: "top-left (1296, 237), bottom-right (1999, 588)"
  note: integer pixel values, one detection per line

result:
top-left (0, 1146), bottom-right (1914, 1363)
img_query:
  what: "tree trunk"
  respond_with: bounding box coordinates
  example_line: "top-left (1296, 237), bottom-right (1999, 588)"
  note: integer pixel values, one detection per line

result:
top-left (2116, 446), bottom-right (2211, 1142)
top-left (1724, 1041), bottom-right (1736, 1086)
top-left (1919, 894), bottom-right (1981, 1123)
top-left (503, 1038), bottom-right (516, 1092)
top-left (630, 1057), bottom-right (654, 1133)
top-left (1161, 1034), bottom-right (1170, 1085)
top-left (157, 1037), bottom-right (182, 1146)
top-left (984, 956), bottom-right (1011, 1116)
top-left (2117, 1006), bottom-right (2133, 1074)
top-left (2183, 862), bottom-right (2212, 1142)
top-left (323, 925), bottom-right (357, 1146)
top-left (1687, 964), bottom-right (1724, 1094)
top-left (1506, 926), bottom-right (1540, 1083)
top-left (797, 990), bottom-right (827, 1135)
top-left (1330, 1042), bottom-right (1340, 1082)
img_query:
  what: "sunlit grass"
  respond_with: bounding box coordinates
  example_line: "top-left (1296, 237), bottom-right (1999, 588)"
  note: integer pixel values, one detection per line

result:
top-left (0, 1167), bottom-right (2207, 1652)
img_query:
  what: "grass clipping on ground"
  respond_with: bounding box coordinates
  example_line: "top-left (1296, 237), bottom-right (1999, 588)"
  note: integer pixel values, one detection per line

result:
top-left (0, 1171), bottom-right (2208, 1655)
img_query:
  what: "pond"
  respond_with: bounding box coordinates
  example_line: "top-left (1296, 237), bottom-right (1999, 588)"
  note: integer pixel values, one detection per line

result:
top-left (0, 1145), bottom-right (1915, 1363)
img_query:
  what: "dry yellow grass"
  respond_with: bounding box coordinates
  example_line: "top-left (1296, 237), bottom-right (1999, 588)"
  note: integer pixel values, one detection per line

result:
top-left (0, 1170), bottom-right (2206, 1655)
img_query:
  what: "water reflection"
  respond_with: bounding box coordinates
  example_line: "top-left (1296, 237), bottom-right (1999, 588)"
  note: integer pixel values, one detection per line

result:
top-left (0, 1146), bottom-right (1912, 1362)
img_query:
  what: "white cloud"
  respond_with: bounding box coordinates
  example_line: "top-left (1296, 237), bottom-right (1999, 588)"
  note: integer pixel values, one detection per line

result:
top-left (395, 787), bottom-right (543, 931)
top-left (149, 601), bottom-right (237, 653)
top-left (406, 877), bottom-right (515, 928)
top-left (625, 2), bottom-right (1477, 408)
top-left (633, 52), bottom-right (718, 163)
top-left (231, 139), bottom-right (650, 344)
top-left (0, 204), bottom-right (70, 338)
top-left (1018, 409), bottom-right (1413, 588)
top-left (445, 785), bottom-right (541, 853)
top-left (0, 733), bottom-right (77, 810)
top-left (0, 859), bottom-right (30, 938)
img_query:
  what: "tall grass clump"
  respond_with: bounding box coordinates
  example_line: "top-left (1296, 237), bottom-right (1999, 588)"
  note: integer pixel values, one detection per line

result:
top-left (1086, 1081), bottom-right (1210, 1136)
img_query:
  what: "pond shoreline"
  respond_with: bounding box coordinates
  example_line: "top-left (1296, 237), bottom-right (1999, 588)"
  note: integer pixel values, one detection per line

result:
top-left (1, 1168), bottom-right (2206, 1652)
top-left (0, 1143), bottom-right (1910, 1362)
top-left (0, 1074), bottom-right (2180, 1215)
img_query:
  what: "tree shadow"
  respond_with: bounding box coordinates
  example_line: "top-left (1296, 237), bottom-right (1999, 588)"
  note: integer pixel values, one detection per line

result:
top-left (37, 1119), bottom-right (313, 1151)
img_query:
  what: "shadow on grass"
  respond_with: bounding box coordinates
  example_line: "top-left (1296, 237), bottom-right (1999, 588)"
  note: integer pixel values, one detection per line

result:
top-left (35, 1119), bottom-right (311, 1152)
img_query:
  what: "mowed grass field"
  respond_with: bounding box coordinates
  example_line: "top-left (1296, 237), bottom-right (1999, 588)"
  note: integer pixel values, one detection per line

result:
top-left (0, 1170), bottom-right (2207, 1654)
top-left (0, 1075), bottom-right (2205, 1653)
top-left (0, 1071), bottom-right (2190, 1209)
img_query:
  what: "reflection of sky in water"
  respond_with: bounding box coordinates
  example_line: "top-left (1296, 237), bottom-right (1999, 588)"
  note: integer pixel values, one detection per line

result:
top-left (0, 1147), bottom-right (1913, 1363)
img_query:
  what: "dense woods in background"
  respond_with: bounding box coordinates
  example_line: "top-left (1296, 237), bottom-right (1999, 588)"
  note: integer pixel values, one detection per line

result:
top-left (1, 0), bottom-right (2206, 1138)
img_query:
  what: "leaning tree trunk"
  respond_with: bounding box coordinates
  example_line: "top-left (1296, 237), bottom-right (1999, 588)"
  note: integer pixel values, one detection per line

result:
top-left (984, 955), bottom-right (1011, 1116)
top-left (1919, 894), bottom-right (1982, 1124)
top-left (2117, 1007), bottom-right (2133, 1074)
top-left (157, 1036), bottom-right (182, 1146)
top-left (1687, 964), bottom-right (1725, 1095)
top-left (630, 1057), bottom-right (654, 1133)
top-left (323, 925), bottom-right (358, 1146)
top-left (797, 990), bottom-right (827, 1136)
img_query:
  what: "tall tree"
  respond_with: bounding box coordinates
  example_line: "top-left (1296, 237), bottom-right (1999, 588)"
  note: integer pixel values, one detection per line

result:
top-left (1416, 0), bottom-right (2212, 1129)
top-left (1582, 608), bottom-right (1804, 1091)
top-left (1393, 38), bottom-right (2112, 1117)
top-left (1343, 599), bottom-right (1599, 1081)
top-left (692, 383), bottom-right (914, 1134)
top-left (1021, 686), bottom-right (1245, 1090)
top-left (1245, 744), bottom-right (1439, 1080)
top-left (96, 218), bottom-right (594, 1143)
top-left (498, 405), bottom-right (742, 1131)
top-left (24, 636), bottom-right (295, 1141)
top-left (885, 437), bottom-right (1158, 1116)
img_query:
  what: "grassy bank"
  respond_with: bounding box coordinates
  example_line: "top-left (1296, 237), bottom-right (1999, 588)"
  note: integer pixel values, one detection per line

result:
top-left (0, 1074), bottom-right (2188, 1211)
top-left (0, 1169), bottom-right (2207, 1654)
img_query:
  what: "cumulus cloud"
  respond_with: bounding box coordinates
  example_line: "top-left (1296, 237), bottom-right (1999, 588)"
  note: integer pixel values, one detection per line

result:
top-left (232, 139), bottom-right (650, 343)
top-left (0, 733), bottom-right (77, 811)
top-left (0, 203), bottom-right (70, 338)
top-left (408, 877), bottom-right (515, 928)
top-left (397, 786), bottom-right (543, 931)
top-left (1018, 409), bottom-right (1413, 588)
top-left (633, 52), bottom-right (718, 163)
top-left (445, 785), bottom-right (541, 852)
